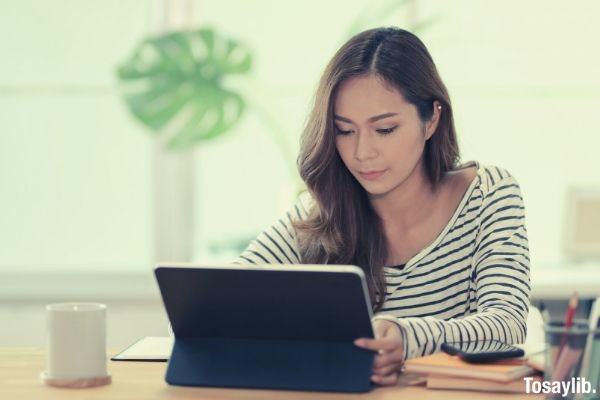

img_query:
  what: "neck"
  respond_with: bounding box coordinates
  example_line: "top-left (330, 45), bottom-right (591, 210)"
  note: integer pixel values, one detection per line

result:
top-left (369, 158), bottom-right (437, 230)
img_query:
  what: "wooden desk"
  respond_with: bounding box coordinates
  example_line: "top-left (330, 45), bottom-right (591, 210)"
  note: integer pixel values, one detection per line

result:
top-left (0, 348), bottom-right (543, 399)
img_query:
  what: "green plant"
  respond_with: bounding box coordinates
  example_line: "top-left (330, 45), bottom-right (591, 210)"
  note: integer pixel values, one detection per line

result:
top-left (117, 28), bottom-right (252, 150)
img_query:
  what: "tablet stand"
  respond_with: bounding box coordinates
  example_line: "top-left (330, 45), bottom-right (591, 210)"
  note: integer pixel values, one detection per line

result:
top-left (166, 337), bottom-right (374, 392)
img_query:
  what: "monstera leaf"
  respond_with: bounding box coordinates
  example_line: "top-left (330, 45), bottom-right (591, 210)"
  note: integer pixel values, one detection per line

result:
top-left (117, 28), bottom-right (252, 150)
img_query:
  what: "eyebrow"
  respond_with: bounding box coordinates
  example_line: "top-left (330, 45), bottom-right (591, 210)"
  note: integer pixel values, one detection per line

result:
top-left (333, 112), bottom-right (398, 124)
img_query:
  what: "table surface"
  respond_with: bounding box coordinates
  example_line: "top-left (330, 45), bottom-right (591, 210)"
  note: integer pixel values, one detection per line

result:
top-left (0, 348), bottom-right (544, 399)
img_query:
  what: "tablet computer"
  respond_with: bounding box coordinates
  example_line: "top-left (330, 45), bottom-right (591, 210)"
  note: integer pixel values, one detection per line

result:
top-left (154, 263), bottom-right (376, 392)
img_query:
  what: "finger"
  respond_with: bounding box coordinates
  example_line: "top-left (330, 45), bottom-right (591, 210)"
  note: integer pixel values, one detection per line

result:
top-left (372, 350), bottom-right (404, 369)
top-left (354, 337), bottom-right (398, 352)
top-left (371, 372), bottom-right (399, 386)
top-left (373, 362), bottom-right (401, 376)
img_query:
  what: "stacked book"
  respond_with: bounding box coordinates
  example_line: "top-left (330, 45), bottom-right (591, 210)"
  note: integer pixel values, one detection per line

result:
top-left (403, 346), bottom-right (545, 393)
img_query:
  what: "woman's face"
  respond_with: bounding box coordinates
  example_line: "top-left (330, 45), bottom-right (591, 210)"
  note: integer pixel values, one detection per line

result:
top-left (333, 75), bottom-right (439, 198)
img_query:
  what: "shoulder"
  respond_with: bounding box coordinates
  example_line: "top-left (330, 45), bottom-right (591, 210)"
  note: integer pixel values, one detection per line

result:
top-left (475, 163), bottom-right (518, 194)
top-left (469, 162), bottom-right (526, 214)
top-left (298, 190), bottom-right (314, 212)
top-left (453, 161), bottom-right (522, 198)
top-left (449, 161), bottom-right (525, 210)
top-left (289, 190), bottom-right (315, 222)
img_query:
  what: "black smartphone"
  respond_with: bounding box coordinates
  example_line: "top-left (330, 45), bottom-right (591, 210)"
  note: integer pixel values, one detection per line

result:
top-left (440, 340), bottom-right (524, 363)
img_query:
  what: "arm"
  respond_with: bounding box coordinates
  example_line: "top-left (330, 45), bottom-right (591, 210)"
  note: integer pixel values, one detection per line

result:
top-left (374, 174), bottom-right (531, 360)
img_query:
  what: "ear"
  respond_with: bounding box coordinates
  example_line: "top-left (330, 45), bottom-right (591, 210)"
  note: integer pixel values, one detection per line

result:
top-left (424, 100), bottom-right (442, 140)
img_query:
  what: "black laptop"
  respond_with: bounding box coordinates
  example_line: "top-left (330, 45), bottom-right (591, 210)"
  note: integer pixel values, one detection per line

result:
top-left (154, 264), bottom-right (376, 392)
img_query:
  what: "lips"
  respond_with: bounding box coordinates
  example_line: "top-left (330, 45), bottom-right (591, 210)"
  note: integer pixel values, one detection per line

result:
top-left (358, 169), bottom-right (387, 180)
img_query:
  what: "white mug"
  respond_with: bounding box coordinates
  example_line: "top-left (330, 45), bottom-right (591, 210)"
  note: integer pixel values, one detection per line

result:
top-left (41, 303), bottom-right (111, 387)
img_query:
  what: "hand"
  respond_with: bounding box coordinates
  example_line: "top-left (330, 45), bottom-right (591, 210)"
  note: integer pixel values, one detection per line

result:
top-left (354, 319), bottom-right (404, 386)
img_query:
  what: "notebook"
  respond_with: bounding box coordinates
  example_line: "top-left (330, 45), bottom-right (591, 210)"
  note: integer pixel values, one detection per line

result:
top-left (111, 336), bottom-right (173, 361)
top-left (403, 352), bottom-right (536, 382)
top-left (515, 343), bottom-right (546, 371)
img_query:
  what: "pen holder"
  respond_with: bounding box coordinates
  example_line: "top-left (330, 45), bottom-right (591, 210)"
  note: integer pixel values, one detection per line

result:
top-left (544, 319), bottom-right (600, 400)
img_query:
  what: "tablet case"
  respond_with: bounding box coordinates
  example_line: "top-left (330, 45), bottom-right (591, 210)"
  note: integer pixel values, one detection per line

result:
top-left (155, 264), bottom-right (375, 392)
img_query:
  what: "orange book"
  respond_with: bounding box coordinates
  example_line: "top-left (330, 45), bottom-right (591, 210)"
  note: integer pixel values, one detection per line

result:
top-left (426, 374), bottom-right (543, 393)
top-left (403, 352), bottom-right (536, 382)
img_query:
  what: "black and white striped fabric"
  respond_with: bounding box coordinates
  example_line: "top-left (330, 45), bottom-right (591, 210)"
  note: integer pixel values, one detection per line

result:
top-left (232, 162), bottom-right (530, 360)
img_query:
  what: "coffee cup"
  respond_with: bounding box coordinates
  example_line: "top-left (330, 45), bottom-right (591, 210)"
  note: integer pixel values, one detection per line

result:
top-left (40, 302), bottom-right (111, 388)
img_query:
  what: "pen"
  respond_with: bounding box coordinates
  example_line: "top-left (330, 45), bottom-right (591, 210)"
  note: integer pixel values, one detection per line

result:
top-left (564, 292), bottom-right (578, 330)
top-left (553, 292), bottom-right (579, 368)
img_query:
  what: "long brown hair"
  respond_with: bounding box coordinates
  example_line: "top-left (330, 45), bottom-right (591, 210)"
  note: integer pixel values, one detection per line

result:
top-left (293, 27), bottom-right (460, 312)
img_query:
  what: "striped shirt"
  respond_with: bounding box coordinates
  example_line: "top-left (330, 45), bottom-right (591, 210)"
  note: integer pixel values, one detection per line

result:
top-left (232, 162), bottom-right (531, 360)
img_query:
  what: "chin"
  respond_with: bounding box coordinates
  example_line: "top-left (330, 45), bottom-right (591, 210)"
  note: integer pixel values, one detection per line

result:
top-left (358, 182), bottom-right (393, 197)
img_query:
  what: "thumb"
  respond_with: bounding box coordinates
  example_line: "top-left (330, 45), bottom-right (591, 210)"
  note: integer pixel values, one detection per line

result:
top-left (373, 320), bottom-right (390, 339)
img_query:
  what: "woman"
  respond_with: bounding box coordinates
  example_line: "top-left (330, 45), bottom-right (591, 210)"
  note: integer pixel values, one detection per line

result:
top-left (234, 27), bottom-right (530, 386)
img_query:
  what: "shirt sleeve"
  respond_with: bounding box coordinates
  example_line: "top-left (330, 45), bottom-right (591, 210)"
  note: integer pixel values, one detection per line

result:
top-left (231, 192), bottom-right (312, 265)
top-left (374, 173), bottom-right (531, 360)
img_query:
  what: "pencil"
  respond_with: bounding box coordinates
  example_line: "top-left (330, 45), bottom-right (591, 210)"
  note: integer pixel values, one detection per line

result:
top-left (564, 292), bottom-right (578, 329)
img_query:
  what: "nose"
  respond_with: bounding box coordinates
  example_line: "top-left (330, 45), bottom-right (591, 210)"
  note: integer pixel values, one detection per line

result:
top-left (354, 131), bottom-right (378, 161)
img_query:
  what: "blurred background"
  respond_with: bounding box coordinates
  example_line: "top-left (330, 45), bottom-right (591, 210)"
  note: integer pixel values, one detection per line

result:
top-left (1, 0), bottom-right (599, 348)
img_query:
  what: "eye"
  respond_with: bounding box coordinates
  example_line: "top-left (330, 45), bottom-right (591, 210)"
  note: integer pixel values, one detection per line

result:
top-left (377, 126), bottom-right (398, 135)
top-left (335, 126), bottom-right (353, 136)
